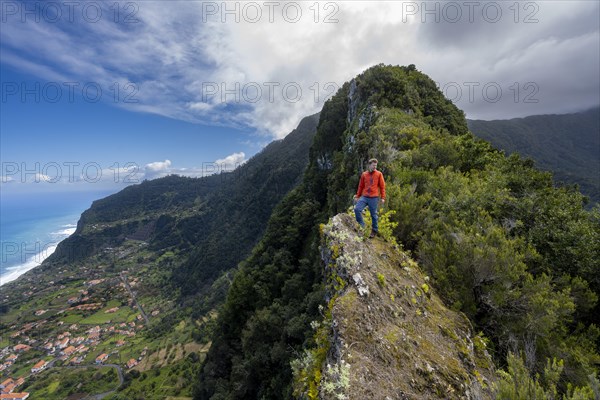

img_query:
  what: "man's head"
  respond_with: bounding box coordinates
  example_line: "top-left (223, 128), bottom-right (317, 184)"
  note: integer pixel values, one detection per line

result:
top-left (367, 158), bottom-right (378, 172)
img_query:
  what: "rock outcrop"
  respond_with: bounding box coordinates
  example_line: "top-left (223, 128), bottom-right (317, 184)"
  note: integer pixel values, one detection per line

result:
top-left (313, 213), bottom-right (496, 399)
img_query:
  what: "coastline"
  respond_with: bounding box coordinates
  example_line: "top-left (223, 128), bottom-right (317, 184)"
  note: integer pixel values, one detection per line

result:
top-left (1, 189), bottom-right (116, 288)
top-left (0, 226), bottom-right (76, 287)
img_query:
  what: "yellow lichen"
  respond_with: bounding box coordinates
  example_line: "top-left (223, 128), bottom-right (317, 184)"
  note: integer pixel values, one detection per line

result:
top-left (377, 273), bottom-right (386, 286)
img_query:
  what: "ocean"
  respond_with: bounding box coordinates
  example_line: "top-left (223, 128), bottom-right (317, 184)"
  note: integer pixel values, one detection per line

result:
top-left (0, 190), bottom-right (116, 286)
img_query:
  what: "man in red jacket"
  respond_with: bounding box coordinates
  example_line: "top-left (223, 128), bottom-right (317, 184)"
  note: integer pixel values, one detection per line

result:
top-left (354, 158), bottom-right (386, 238)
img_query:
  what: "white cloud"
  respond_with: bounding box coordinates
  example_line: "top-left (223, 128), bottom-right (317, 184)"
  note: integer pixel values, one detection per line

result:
top-left (215, 152), bottom-right (247, 170)
top-left (35, 173), bottom-right (54, 183)
top-left (144, 159), bottom-right (172, 180)
top-left (187, 101), bottom-right (215, 112)
top-left (145, 159), bottom-right (172, 170)
top-left (0, 172), bottom-right (55, 184)
top-left (1, 0), bottom-right (597, 137)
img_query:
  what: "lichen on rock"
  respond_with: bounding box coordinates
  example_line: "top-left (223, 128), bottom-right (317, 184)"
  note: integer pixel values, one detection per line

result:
top-left (294, 212), bottom-right (497, 400)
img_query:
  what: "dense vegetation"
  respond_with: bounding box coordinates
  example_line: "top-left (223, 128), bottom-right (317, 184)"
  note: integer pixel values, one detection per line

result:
top-left (195, 64), bottom-right (600, 398)
top-left (468, 107), bottom-right (600, 205)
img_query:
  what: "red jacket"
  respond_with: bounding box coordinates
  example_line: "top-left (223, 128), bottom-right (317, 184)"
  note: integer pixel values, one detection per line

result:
top-left (356, 169), bottom-right (386, 199)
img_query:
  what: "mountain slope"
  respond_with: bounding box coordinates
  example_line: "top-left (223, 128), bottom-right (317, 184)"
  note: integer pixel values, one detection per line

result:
top-left (195, 64), bottom-right (599, 399)
top-left (468, 107), bottom-right (600, 204)
top-left (44, 113), bottom-right (320, 298)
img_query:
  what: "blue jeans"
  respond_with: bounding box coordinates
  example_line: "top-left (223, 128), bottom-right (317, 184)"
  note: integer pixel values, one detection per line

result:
top-left (354, 196), bottom-right (379, 232)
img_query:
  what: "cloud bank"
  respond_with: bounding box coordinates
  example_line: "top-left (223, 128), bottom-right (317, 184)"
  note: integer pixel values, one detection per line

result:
top-left (1, 1), bottom-right (598, 138)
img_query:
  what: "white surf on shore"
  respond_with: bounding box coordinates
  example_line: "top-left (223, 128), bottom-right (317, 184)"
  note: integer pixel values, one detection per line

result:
top-left (0, 225), bottom-right (76, 286)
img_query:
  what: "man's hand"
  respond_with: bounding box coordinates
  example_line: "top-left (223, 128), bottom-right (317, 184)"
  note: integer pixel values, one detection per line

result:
top-left (381, 199), bottom-right (385, 203)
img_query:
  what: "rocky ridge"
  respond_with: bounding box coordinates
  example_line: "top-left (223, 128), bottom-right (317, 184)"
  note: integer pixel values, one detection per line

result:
top-left (312, 213), bottom-right (496, 399)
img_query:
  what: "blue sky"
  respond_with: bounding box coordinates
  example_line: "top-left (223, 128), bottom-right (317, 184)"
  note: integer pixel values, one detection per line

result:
top-left (1, 0), bottom-right (599, 196)
top-left (1, 64), bottom-right (259, 160)
top-left (1, 64), bottom-right (260, 194)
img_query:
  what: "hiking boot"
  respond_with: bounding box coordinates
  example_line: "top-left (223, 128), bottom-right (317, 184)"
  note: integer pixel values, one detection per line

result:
top-left (369, 230), bottom-right (377, 238)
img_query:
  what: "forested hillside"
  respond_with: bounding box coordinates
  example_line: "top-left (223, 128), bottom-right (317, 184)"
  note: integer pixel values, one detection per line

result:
top-left (45, 113), bottom-right (320, 300)
top-left (468, 107), bottom-right (600, 205)
top-left (195, 64), bottom-right (600, 399)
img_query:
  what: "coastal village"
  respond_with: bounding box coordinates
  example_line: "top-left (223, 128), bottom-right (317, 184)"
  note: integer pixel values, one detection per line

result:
top-left (1, 231), bottom-right (207, 398)
top-left (0, 269), bottom-right (159, 398)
